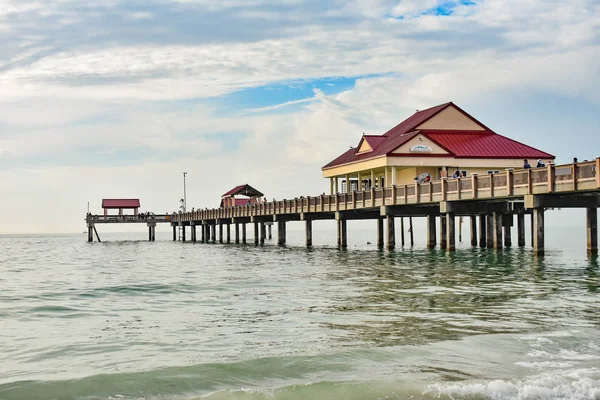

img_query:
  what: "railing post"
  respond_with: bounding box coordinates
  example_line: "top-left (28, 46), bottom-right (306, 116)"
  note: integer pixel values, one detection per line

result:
top-left (506, 169), bottom-right (514, 196)
top-left (547, 164), bottom-right (555, 193)
top-left (596, 157), bottom-right (600, 188)
top-left (335, 193), bottom-right (340, 211)
top-left (392, 185), bottom-right (397, 205)
top-left (456, 178), bottom-right (462, 200)
top-left (471, 174), bottom-right (478, 199)
top-left (441, 178), bottom-right (447, 201)
top-left (320, 195), bottom-right (325, 212)
top-left (527, 169), bottom-right (532, 194)
top-left (489, 174), bottom-right (495, 198)
top-left (429, 181), bottom-right (433, 202)
top-left (573, 162), bottom-right (578, 191)
top-left (371, 187), bottom-right (376, 207)
top-left (404, 185), bottom-right (408, 204)
top-left (415, 183), bottom-right (420, 204)
top-left (352, 191), bottom-right (356, 209)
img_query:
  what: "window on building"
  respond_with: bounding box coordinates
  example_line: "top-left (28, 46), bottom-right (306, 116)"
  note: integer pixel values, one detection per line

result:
top-left (487, 170), bottom-right (500, 174)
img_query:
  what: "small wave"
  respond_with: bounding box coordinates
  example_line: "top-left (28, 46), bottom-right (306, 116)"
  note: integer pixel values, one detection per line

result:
top-left (425, 368), bottom-right (600, 400)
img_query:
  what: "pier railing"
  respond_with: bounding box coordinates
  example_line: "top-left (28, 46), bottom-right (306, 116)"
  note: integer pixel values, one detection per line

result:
top-left (174, 159), bottom-right (600, 222)
top-left (89, 214), bottom-right (173, 223)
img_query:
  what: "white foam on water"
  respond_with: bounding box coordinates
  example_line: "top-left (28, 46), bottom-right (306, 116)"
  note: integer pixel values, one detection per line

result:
top-left (425, 368), bottom-right (600, 400)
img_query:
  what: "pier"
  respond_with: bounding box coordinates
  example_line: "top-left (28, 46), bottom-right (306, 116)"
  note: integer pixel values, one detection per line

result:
top-left (159, 159), bottom-right (598, 255)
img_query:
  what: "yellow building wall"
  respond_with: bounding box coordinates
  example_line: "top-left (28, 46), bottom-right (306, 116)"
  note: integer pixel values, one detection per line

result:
top-left (392, 135), bottom-right (449, 155)
top-left (417, 105), bottom-right (485, 131)
top-left (357, 140), bottom-right (372, 153)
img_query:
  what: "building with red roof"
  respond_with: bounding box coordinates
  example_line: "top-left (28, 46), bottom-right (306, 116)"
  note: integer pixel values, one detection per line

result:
top-left (101, 199), bottom-right (140, 219)
top-left (322, 102), bottom-right (554, 193)
top-left (220, 184), bottom-right (264, 207)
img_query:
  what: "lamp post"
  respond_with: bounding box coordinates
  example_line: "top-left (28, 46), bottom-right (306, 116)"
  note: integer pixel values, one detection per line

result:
top-left (183, 172), bottom-right (187, 213)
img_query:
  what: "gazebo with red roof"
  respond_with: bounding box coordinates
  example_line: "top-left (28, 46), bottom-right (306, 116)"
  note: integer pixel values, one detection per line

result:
top-left (322, 101), bottom-right (554, 194)
top-left (102, 199), bottom-right (141, 219)
top-left (220, 184), bottom-right (264, 207)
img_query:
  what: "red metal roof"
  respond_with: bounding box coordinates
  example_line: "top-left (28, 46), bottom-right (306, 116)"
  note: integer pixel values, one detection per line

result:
top-left (322, 102), bottom-right (554, 169)
top-left (381, 102), bottom-right (452, 137)
top-left (221, 184), bottom-right (264, 198)
top-left (102, 199), bottom-right (140, 209)
top-left (424, 131), bottom-right (554, 159)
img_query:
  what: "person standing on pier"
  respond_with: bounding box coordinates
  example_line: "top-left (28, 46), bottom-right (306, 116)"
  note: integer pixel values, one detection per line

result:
top-left (523, 159), bottom-right (532, 169)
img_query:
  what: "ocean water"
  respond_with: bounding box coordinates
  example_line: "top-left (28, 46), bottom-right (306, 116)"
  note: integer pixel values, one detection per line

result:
top-left (1, 225), bottom-right (599, 400)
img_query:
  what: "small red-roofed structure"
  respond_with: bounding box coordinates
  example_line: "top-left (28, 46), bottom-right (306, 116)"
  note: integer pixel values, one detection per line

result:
top-left (102, 199), bottom-right (140, 219)
top-left (220, 184), bottom-right (264, 207)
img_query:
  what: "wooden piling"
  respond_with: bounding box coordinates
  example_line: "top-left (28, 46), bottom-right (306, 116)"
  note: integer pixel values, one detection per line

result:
top-left (226, 223), bottom-right (231, 243)
top-left (517, 213), bottom-right (525, 247)
top-left (242, 223), bottom-right (247, 244)
top-left (386, 216), bottom-right (395, 251)
top-left (172, 225), bottom-right (176, 241)
top-left (409, 217), bottom-right (414, 246)
top-left (235, 223), bottom-right (240, 243)
top-left (219, 224), bottom-right (224, 243)
top-left (191, 224), bottom-right (196, 243)
top-left (254, 222), bottom-right (259, 245)
top-left (470, 216), bottom-right (477, 247)
top-left (268, 224), bottom-right (272, 240)
top-left (93, 226), bottom-right (101, 242)
top-left (427, 215), bottom-right (436, 249)
top-left (587, 207), bottom-right (598, 255)
top-left (446, 213), bottom-right (456, 251)
top-left (182, 225), bottom-right (186, 242)
top-left (305, 219), bottom-right (312, 247)
top-left (211, 224), bottom-right (216, 243)
top-left (260, 223), bottom-right (266, 245)
top-left (533, 208), bottom-right (545, 255)
top-left (503, 215), bottom-right (512, 247)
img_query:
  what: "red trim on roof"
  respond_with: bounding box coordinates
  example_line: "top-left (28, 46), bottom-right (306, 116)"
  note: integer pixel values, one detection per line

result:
top-left (102, 199), bottom-right (140, 208)
top-left (221, 184), bottom-right (264, 198)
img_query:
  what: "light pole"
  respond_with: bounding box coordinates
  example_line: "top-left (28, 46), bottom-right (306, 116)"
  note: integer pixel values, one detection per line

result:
top-left (183, 172), bottom-right (187, 213)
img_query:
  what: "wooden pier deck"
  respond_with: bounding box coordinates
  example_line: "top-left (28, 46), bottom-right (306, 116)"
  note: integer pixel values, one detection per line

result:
top-left (88, 159), bottom-right (600, 255)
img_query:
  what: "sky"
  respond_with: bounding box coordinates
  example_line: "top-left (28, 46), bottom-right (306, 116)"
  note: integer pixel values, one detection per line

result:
top-left (0, 0), bottom-right (599, 234)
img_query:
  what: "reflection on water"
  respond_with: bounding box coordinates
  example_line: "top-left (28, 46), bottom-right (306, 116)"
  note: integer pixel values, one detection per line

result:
top-left (1, 231), bottom-right (600, 400)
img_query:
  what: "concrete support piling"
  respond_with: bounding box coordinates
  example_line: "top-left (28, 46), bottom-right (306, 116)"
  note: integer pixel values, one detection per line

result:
top-left (148, 226), bottom-right (152, 242)
top-left (235, 223), bottom-right (240, 243)
top-left (517, 213), bottom-right (525, 247)
top-left (219, 224), bottom-right (223, 244)
top-left (254, 222), bottom-right (259, 245)
top-left (493, 212), bottom-right (503, 250)
top-left (338, 219), bottom-right (347, 248)
top-left (446, 213), bottom-right (456, 251)
top-left (427, 215), bottom-right (437, 249)
top-left (191, 224), bottom-right (196, 243)
top-left (242, 223), bottom-right (247, 244)
top-left (440, 215), bottom-right (447, 249)
top-left (260, 223), bottom-right (266, 245)
top-left (211, 225), bottom-right (216, 243)
top-left (268, 224), bottom-right (272, 240)
top-left (479, 215), bottom-right (486, 248)
top-left (532, 208), bottom-right (545, 256)
top-left (400, 217), bottom-right (405, 246)
top-left (486, 214), bottom-right (494, 249)
top-left (305, 220), bottom-right (312, 247)
top-left (226, 224), bottom-right (230, 243)
top-left (377, 218), bottom-right (384, 249)
top-left (470, 216), bottom-right (477, 247)
top-left (277, 221), bottom-right (286, 245)
top-left (386, 216), bottom-right (395, 251)
top-left (201, 224), bottom-right (205, 243)
top-left (530, 214), bottom-right (534, 248)
top-left (88, 226), bottom-right (93, 242)
top-left (182, 225), bottom-right (186, 242)
top-left (409, 217), bottom-right (414, 247)
top-left (172, 225), bottom-right (176, 241)
top-left (503, 215), bottom-right (512, 247)
top-left (587, 207), bottom-right (598, 255)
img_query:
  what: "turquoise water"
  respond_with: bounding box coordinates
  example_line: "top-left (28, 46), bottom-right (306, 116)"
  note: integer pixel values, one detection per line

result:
top-left (1, 226), bottom-right (599, 400)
